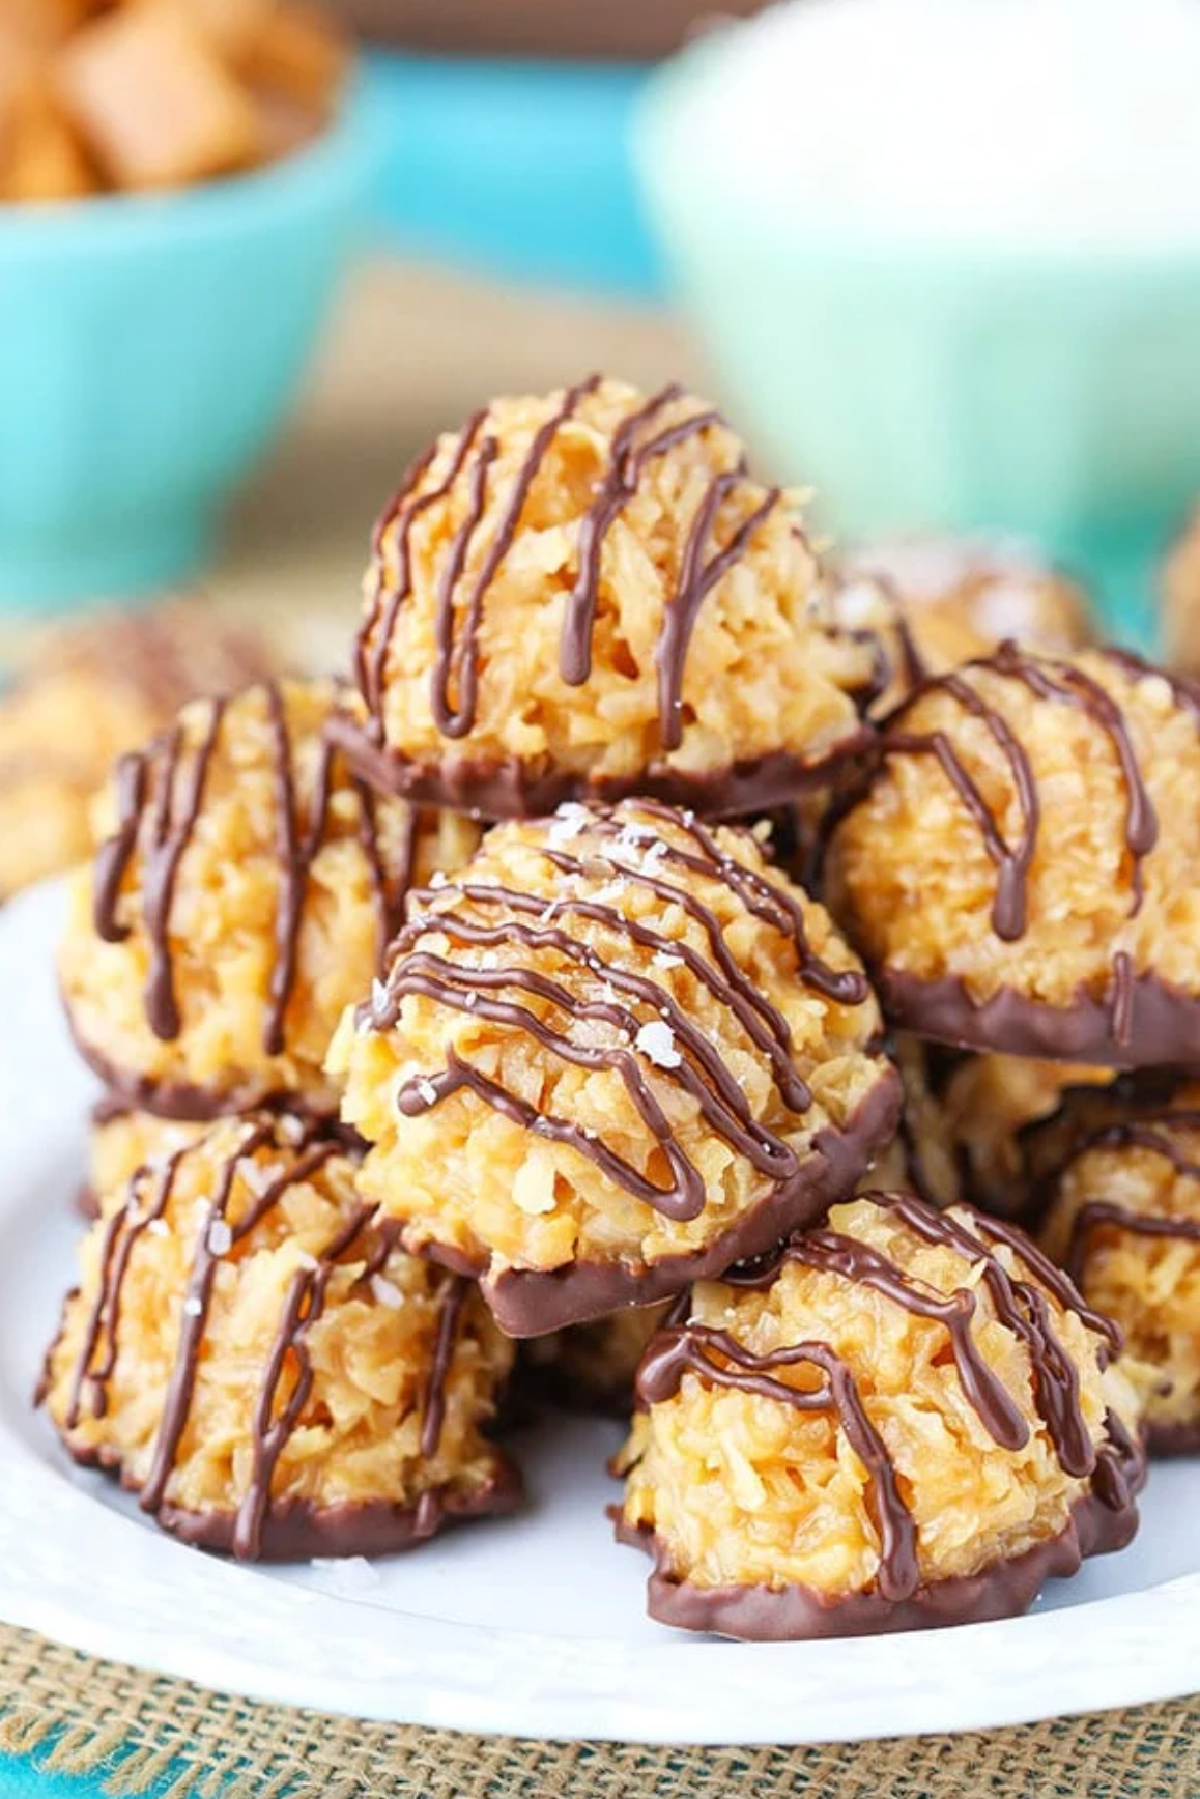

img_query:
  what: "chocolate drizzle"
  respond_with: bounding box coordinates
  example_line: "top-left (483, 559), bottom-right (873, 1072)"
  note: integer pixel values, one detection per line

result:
top-left (89, 683), bottom-right (422, 1053)
top-left (1050, 1112), bottom-right (1200, 1285)
top-left (60, 1119), bottom-right (471, 1561)
top-left (861, 642), bottom-right (1159, 943)
top-left (639, 1322), bottom-right (918, 1601)
top-left (367, 804), bottom-right (872, 1225)
top-left (354, 380), bottom-right (786, 755)
top-left (634, 1192), bottom-right (1125, 1606)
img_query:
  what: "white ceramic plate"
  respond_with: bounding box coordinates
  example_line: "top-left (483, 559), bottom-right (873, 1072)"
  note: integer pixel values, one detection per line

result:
top-left (2, 882), bottom-right (1200, 1744)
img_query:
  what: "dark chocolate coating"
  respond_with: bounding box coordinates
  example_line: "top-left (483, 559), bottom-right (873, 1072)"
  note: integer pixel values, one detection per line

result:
top-left (67, 1021), bottom-right (343, 1126)
top-left (876, 965), bottom-right (1200, 1069)
top-left (614, 1457), bottom-right (1141, 1641)
top-left (326, 711), bottom-right (876, 824)
top-left (66, 1442), bottom-right (522, 1562)
top-left (1146, 1418), bottom-right (1200, 1457)
top-left (410, 1072), bottom-right (902, 1337)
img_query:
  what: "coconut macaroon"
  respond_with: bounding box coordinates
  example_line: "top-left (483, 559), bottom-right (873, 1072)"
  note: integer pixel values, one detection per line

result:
top-left (865, 1040), bottom-right (1111, 1219)
top-left (58, 679), bottom-right (481, 1121)
top-left (40, 1112), bottom-right (520, 1560)
top-left (615, 1192), bottom-right (1143, 1640)
top-left (0, 599), bottom-right (276, 903)
top-left (333, 377), bottom-right (879, 819)
top-left (827, 536), bottom-right (1094, 714)
top-left (824, 644), bottom-right (1200, 1065)
top-left (521, 1303), bottom-right (670, 1416)
top-left (1033, 1076), bottom-right (1200, 1453)
top-left (332, 800), bottom-right (900, 1336)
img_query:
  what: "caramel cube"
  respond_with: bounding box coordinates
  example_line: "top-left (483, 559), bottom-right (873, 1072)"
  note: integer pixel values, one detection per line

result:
top-left (245, 5), bottom-right (347, 120)
top-left (1, 76), bottom-right (96, 202)
top-left (175, 0), bottom-right (277, 62)
top-left (54, 2), bottom-right (260, 190)
top-left (2, 0), bottom-right (95, 52)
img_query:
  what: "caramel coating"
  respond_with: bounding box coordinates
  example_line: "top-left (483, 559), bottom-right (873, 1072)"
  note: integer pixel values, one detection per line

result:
top-left (41, 1114), bottom-right (518, 1559)
top-left (333, 801), bottom-right (896, 1333)
top-left (830, 537), bottom-right (1094, 713)
top-left (0, 600), bottom-right (275, 902)
top-left (825, 647), bottom-right (1200, 1061)
top-left (1036, 1079), bottom-right (1200, 1450)
top-left (522, 1304), bottom-right (669, 1415)
top-left (58, 679), bottom-right (481, 1117)
top-left (618, 1194), bottom-right (1140, 1623)
top-left (347, 378), bottom-right (877, 813)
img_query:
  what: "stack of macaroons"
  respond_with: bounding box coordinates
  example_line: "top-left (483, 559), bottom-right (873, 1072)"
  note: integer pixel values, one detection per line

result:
top-left (48, 676), bottom-right (507, 1557)
top-left (817, 622), bottom-right (1200, 1485)
top-left (40, 373), bottom-right (1175, 1642)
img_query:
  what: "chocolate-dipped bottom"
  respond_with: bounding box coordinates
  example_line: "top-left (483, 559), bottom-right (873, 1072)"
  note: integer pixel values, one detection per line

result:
top-left (326, 714), bottom-right (875, 826)
top-left (414, 1074), bottom-right (900, 1337)
top-left (334, 801), bottom-right (899, 1339)
top-left (40, 1114), bottom-right (520, 1562)
top-left (68, 1442), bottom-right (523, 1563)
top-left (616, 1192), bottom-right (1144, 1639)
top-left (615, 1452), bottom-right (1141, 1640)
top-left (825, 644), bottom-right (1200, 1069)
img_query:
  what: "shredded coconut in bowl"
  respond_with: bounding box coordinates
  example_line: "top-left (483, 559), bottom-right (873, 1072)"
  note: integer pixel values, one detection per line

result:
top-left (660, 0), bottom-right (1200, 249)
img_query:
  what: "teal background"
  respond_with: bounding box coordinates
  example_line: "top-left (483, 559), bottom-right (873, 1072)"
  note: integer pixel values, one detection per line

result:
top-left (366, 53), bottom-right (663, 298)
top-left (636, 38), bottom-right (1200, 648)
top-left (0, 96), bottom-right (377, 613)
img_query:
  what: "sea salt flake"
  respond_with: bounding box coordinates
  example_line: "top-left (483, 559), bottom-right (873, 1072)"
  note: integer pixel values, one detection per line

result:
top-left (592, 879), bottom-right (628, 907)
top-left (147, 1218), bottom-right (171, 1238)
top-left (371, 1274), bottom-right (404, 1309)
top-left (548, 802), bottom-right (592, 846)
top-left (417, 1078), bottom-right (438, 1106)
top-left (429, 870), bottom-right (449, 888)
top-left (207, 1219), bottom-right (233, 1257)
top-left (371, 977), bottom-right (390, 1011)
top-left (653, 949), bottom-right (684, 970)
top-left (182, 1295), bottom-right (204, 1318)
top-left (635, 1020), bottom-right (683, 1069)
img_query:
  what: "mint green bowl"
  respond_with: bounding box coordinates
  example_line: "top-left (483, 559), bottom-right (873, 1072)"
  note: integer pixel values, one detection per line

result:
top-left (0, 95), bottom-right (376, 613)
top-left (637, 41), bottom-right (1200, 642)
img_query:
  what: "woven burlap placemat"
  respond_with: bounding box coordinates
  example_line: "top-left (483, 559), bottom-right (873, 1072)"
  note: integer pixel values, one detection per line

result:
top-left (0, 1623), bottom-right (1197, 1799)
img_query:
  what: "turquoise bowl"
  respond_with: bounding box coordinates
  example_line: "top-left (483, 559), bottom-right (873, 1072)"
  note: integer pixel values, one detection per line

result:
top-left (636, 40), bottom-right (1200, 644)
top-left (0, 95), bottom-right (377, 612)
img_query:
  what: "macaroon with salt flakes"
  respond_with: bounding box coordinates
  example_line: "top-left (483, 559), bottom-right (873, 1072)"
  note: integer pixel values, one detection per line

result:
top-left (40, 1111), bottom-right (521, 1560)
top-left (330, 799), bottom-right (900, 1336)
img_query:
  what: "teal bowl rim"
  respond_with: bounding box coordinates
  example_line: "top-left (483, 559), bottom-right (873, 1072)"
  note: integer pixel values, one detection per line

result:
top-left (0, 83), bottom-right (382, 262)
top-left (637, 30), bottom-right (1200, 282)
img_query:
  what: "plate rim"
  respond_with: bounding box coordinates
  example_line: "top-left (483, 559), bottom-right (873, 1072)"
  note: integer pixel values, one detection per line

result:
top-left (3, 879), bottom-right (1199, 1745)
